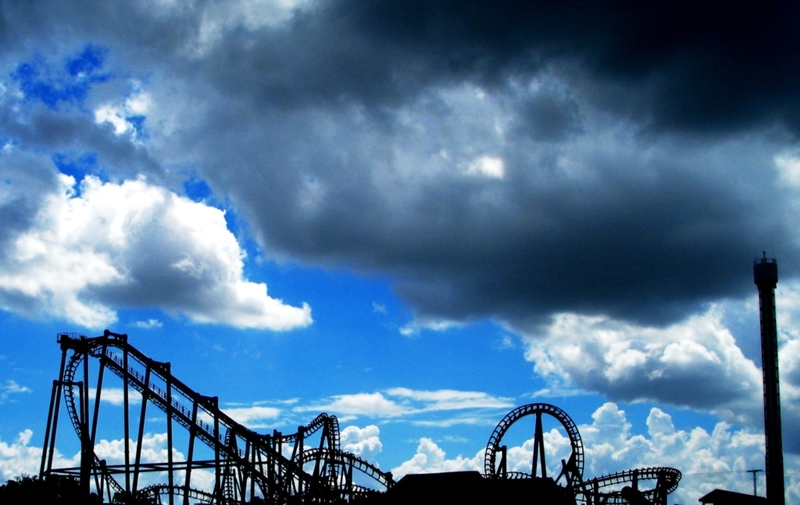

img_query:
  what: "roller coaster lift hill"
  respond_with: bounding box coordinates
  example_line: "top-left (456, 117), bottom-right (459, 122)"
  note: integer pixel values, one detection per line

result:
top-left (40, 330), bottom-right (681, 504)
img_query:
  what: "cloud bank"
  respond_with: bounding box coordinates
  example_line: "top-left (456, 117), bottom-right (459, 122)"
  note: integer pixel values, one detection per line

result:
top-left (0, 172), bottom-right (311, 330)
top-left (0, 1), bottom-right (798, 331)
top-left (390, 402), bottom-right (788, 504)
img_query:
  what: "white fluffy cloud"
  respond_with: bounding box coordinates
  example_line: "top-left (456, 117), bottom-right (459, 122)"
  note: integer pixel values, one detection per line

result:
top-left (0, 430), bottom-right (80, 482)
top-left (87, 387), bottom-right (140, 406)
top-left (0, 430), bottom-right (46, 481)
top-left (341, 425), bottom-right (383, 463)
top-left (93, 432), bottom-right (181, 465)
top-left (523, 305), bottom-right (763, 423)
top-left (578, 404), bottom-right (769, 504)
top-left (297, 393), bottom-right (409, 421)
top-left (391, 438), bottom-right (482, 477)
top-left (0, 174), bottom-right (312, 330)
top-left (390, 402), bottom-right (785, 504)
top-left (91, 433), bottom-right (215, 491)
top-left (221, 406), bottom-right (282, 428)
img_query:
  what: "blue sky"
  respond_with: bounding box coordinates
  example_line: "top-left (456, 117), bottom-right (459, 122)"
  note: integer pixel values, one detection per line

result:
top-left (2, 2), bottom-right (800, 503)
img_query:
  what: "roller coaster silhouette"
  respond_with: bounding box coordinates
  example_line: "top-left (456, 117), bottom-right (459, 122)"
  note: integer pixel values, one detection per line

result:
top-left (40, 331), bottom-right (680, 504)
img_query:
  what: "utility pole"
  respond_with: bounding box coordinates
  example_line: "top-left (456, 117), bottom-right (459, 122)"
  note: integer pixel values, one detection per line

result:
top-left (746, 469), bottom-right (762, 496)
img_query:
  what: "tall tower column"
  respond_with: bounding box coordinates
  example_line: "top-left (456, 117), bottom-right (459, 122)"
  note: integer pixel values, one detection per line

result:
top-left (753, 254), bottom-right (784, 505)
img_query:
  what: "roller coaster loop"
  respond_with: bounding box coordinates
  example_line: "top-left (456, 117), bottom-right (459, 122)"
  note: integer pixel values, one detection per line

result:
top-left (484, 403), bottom-right (681, 505)
top-left (484, 402), bottom-right (584, 487)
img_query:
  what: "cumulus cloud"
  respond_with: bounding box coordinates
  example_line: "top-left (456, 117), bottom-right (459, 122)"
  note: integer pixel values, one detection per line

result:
top-left (0, 174), bottom-right (312, 330)
top-left (578, 404), bottom-right (769, 504)
top-left (524, 306), bottom-right (763, 423)
top-left (390, 403), bottom-right (778, 503)
top-left (0, 152), bottom-right (63, 261)
top-left (189, 84), bottom-right (793, 332)
top-left (340, 425), bottom-right (382, 462)
top-left (0, 429), bottom-right (214, 492)
top-left (92, 433), bottom-right (216, 491)
top-left (0, 430), bottom-right (78, 482)
top-left (391, 438), bottom-right (482, 477)
top-left (465, 156), bottom-right (504, 179)
top-left (774, 323), bottom-right (800, 451)
top-left (178, 2), bottom-right (800, 330)
top-left (93, 432), bottom-right (182, 466)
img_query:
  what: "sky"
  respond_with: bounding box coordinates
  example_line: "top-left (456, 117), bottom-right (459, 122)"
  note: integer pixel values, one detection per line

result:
top-left (1, 1), bottom-right (800, 503)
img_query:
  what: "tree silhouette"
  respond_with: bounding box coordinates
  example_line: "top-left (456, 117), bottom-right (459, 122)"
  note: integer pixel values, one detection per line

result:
top-left (0, 474), bottom-right (101, 504)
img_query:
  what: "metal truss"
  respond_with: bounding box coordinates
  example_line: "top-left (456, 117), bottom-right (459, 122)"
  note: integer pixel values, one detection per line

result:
top-left (39, 330), bottom-right (394, 504)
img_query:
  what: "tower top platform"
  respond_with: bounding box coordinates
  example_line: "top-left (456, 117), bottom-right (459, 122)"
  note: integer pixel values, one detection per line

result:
top-left (754, 255), bottom-right (778, 285)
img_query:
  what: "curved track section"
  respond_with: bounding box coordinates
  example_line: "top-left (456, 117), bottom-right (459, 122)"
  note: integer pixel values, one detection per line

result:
top-left (296, 448), bottom-right (394, 491)
top-left (47, 331), bottom-right (394, 504)
top-left (60, 337), bottom-right (127, 499)
top-left (280, 413), bottom-right (341, 451)
top-left (138, 484), bottom-right (219, 504)
top-left (484, 403), bottom-right (584, 485)
top-left (577, 467), bottom-right (681, 505)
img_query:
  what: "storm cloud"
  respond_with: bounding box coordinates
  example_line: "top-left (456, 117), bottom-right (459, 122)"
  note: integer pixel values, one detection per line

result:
top-left (1, 0), bottom-right (799, 329)
top-left (1, 1), bottom-right (800, 420)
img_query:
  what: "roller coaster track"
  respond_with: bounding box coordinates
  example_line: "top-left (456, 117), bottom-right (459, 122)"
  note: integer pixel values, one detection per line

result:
top-left (139, 484), bottom-right (219, 505)
top-left (40, 331), bottom-right (680, 505)
top-left (484, 403), bottom-right (584, 487)
top-left (576, 467), bottom-right (681, 505)
top-left (483, 403), bottom-right (681, 505)
top-left (40, 331), bottom-right (394, 504)
top-left (296, 448), bottom-right (393, 495)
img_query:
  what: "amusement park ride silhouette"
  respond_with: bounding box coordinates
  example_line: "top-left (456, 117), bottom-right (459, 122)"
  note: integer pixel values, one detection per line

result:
top-left (40, 330), bottom-right (681, 504)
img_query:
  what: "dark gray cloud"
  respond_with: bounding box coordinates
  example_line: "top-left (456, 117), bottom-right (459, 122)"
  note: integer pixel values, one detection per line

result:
top-left (190, 97), bottom-right (793, 327)
top-left (5, 1), bottom-right (799, 131)
top-left (188, 1), bottom-right (800, 133)
top-left (0, 103), bottom-right (163, 180)
top-left (1, 0), bottom-right (799, 331)
top-left (0, 152), bottom-right (60, 260)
